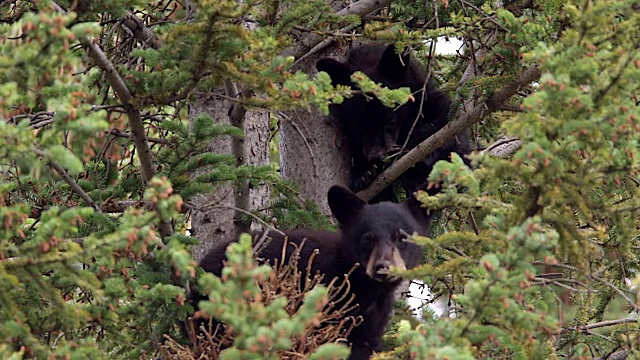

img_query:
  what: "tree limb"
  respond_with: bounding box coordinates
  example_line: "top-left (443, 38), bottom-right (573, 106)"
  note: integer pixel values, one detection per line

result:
top-left (483, 136), bottom-right (522, 158)
top-left (79, 38), bottom-right (156, 183)
top-left (595, 350), bottom-right (628, 360)
top-left (32, 148), bottom-right (101, 213)
top-left (286, 0), bottom-right (392, 59)
top-left (357, 65), bottom-right (541, 201)
top-left (78, 37), bottom-right (174, 239)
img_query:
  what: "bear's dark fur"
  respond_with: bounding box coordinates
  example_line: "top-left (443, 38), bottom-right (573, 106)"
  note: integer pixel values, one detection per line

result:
top-left (197, 186), bottom-right (428, 360)
top-left (317, 44), bottom-right (471, 199)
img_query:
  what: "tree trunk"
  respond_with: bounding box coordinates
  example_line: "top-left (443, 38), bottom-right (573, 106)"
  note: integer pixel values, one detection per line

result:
top-left (188, 91), bottom-right (270, 261)
top-left (280, 46), bottom-right (352, 214)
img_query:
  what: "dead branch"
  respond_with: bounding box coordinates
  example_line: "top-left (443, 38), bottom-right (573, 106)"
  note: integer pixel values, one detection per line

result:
top-left (483, 136), bottom-right (522, 158)
top-left (121, 11), bottom-right (160, 49)
top-left (164, 240), bottom-right (359, 359)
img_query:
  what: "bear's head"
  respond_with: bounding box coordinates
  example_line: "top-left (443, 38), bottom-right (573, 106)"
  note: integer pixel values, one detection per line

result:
top-left (327, 185), bottom-right (427, 283)
top-left (317, 44), bottom-right (422, 161)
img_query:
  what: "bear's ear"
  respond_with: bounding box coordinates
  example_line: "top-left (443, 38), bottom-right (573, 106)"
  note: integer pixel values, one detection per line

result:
top-left (378, 44), bottom-right (410, 79)
top-left (328, 185), bottom-right (366, 224)
top-left (316, 58), bottom-right (353, 86)
top-left (404, 191), bottom-right (432, 234)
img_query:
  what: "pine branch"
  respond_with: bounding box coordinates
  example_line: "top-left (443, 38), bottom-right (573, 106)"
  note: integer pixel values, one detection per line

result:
top-left (357, 65), bottom-right (542, 201)
top-left (286, 0), bottom-right (392, 59)
top-left (33, 148), bottom-right (101, 213)
top-left (78, 39), bottom-right (155, 183)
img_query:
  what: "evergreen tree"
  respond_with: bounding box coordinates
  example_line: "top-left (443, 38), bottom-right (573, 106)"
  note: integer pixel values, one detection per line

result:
top-left (0, 0), bottom-right (639, 359)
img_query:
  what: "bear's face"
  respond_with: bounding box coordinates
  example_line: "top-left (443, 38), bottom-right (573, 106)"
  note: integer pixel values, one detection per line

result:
top-left (333, 95), bottom-right (400, 161)
top-left (327, 186), bottom-right (426, 283)
top-left (317, 45), bottom-right (417, 161)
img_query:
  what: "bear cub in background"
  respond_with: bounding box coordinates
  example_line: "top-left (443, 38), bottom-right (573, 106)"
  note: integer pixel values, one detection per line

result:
top-left (317, 44), bottom-right (471, 199)
top-left (198, 186), bottom-right (428, 360)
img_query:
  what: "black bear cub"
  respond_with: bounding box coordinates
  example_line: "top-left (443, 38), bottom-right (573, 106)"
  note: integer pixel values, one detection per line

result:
top-left (198, 186), bottom-right (428, 360)
top-left (317, 44), bottom-right (470, 198)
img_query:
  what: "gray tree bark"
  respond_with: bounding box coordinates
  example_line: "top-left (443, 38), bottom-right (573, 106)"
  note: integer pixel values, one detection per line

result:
top-left (280, 48), bottom-right (352, 214)
top-left (188, 91), bottom-right (270, 261)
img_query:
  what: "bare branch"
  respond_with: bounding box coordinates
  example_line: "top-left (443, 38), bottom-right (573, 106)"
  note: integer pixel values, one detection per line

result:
top-left (76, 33), bottom-right (176, 240)
top-left (562, 318), bottom-right (638, 334)
top-left (357, 65), bottom-right (541, 201)
top-left (595, 350), bottom-right (628, 360)
top-left (292, 23), bottom-right (360, 68)
top-left (107, 129), bottom-right (169, 145)
top-left (483, 136), bottom-right (522, 158)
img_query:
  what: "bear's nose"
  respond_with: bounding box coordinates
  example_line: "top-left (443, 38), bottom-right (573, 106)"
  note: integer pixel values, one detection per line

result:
top-left (375, 260), bottom-right (391, 275)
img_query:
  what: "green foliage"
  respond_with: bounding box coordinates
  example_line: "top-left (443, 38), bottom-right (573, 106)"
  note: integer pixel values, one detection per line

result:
top-left (0, 175), bottom-right (191, 358)
top-left (391, 0), bottom-right (640, 358)
top-left (266, 181), bottom-right (334, 230)
top-left (0, 0), bottom-right (352, 358)
top-left (2, 0), bottom-right (640, 359)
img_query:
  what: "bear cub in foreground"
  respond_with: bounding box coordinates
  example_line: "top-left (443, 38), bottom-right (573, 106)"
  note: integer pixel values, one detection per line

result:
top-left (317, 44), bottom-right (471, 198)
top-left (198, 186), bottom-right (428, 360)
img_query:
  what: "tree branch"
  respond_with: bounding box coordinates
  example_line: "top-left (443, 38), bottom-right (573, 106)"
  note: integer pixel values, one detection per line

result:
top-left (33, 148), bottom-right (101, 213)
top-left (107, 129), bottom-right (169, 145)
top-left (483, 136), bottom-right (522, 158)
top-left (285, 0), bottom-right (392, 59)
top-left (78, 35), bottom-right (174, 239)
top-left (357, 65), bottom-right (541, 201)
top-left (79, 38), bottom-right (156, 184)
top-left (595, 350), bottom-right (628, 360)
top-left (562, 318), bottom-right (638, 334)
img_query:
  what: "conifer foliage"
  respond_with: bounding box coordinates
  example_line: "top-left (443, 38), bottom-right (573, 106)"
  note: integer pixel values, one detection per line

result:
top-left (0, 0), bottom-right (351, 358)
top-left (0, 0), bottom-right (639, 359)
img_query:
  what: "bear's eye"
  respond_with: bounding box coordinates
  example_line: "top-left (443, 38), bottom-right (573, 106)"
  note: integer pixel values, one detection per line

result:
top-left (393, 229), bottom-right (409, 243)
top-left (361, 232), bottom-right (376, 247)
top-left (384, 118), bottom-right (396, 129)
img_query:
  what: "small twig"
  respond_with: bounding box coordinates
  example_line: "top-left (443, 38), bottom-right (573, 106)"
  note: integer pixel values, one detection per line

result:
top-left (107, 129), bottom-right (169, 145)
top-left (196, 203), bottom-right (285, 237)
top-left (567, 318), bottom-right (638, 333)
top-left (534, 261), bottom-right (640, 312)
top-left (467, 210), bottom-right (479, 235)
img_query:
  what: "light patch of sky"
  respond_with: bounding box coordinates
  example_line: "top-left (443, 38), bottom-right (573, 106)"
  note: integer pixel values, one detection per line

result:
top-left (434, 37), bottom-right (464, 56)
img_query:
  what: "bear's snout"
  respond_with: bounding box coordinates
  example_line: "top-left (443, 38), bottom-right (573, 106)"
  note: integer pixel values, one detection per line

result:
top-left (366, 243), bottom-right (407, 282)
